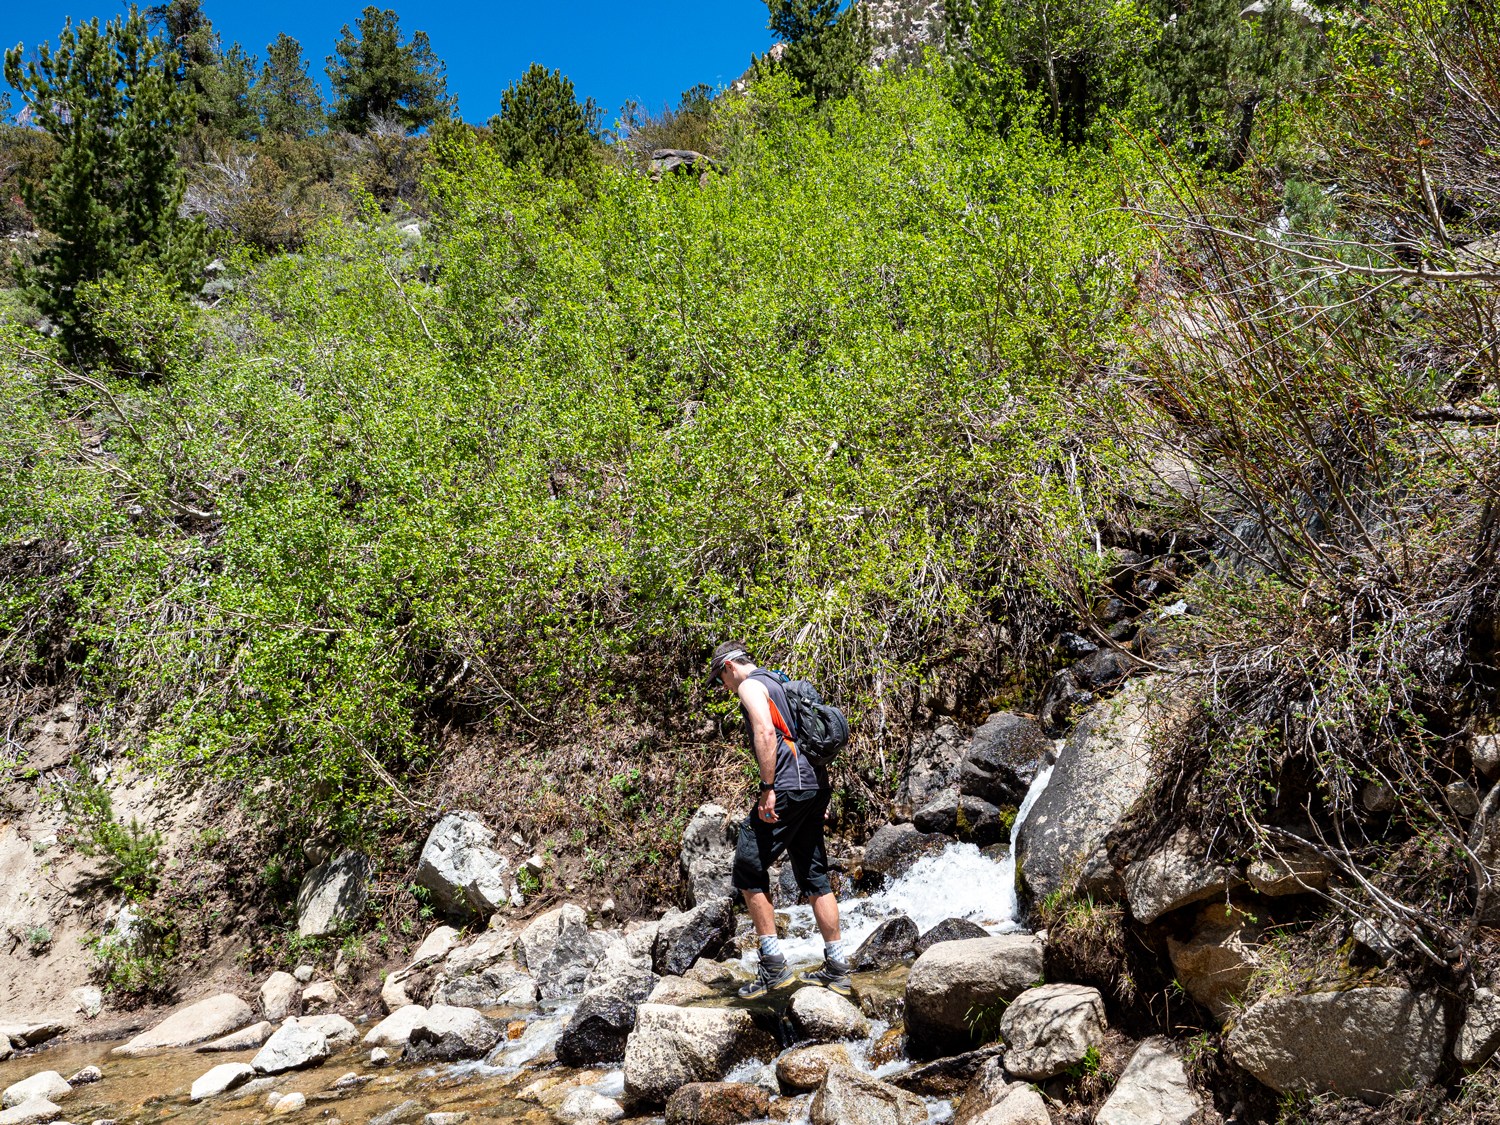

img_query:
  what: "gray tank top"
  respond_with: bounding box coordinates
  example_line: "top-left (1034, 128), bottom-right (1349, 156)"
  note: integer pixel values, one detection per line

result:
top-left (744, 668), bottom-right (824, 792)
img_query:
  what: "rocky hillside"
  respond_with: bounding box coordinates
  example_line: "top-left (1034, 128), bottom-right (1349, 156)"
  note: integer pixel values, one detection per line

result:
top-left (862, 0), bottom-right (948, 66)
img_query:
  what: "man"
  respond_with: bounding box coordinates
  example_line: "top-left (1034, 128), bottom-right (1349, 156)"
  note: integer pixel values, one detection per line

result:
top-left (708, 640), bottom-right (852, 998)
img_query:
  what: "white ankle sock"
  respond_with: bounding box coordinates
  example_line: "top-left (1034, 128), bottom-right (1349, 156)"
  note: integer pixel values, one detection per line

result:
top-left (825, 939), bottom-right (848, 964)
top-left (759, 934), bottom-right (784, 961)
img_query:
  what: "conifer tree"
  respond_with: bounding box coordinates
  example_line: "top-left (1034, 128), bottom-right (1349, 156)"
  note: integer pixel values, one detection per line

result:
top-left (149, 0), bottom-right (257, 138)
top-left (489, 64), bottom-right (601, 181)
top-left (760, 0), bottom-right (872, 105)
top-left (4, 7), bottom-right (203, 352)
top-left (256, 33), bottom-right (325, 137)
top-left (326, 7), bottom-right (454, 133)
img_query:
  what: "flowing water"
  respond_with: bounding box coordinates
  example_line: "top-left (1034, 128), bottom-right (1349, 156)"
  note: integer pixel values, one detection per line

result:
top-left (0, 765), bottom-right (1059, 1124)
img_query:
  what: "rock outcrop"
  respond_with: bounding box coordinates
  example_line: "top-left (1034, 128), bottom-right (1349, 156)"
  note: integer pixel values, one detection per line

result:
top-left (905, 935), bottom-right (1044, 1058)
top-left (999, 983), bottom-right (1106, 1079)
top-left (296, 851), bottom-right (370, 937)
top-left (415, 812), bottom-right (512, 922)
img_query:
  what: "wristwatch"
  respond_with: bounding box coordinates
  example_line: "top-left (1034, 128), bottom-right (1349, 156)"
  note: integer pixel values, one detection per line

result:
top-left (758, 780), bottom-right (775, 792)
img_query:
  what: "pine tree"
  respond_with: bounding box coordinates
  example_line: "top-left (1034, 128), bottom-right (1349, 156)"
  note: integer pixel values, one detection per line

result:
top-left (4, 6), bottom-right (203, 352)
top-left (256, 33), bottom-right (325, 137)
top-left (760, 0), bottom-right (872, 105)
top-left (488, 64), bottom-right (601, 181)
top-left (148, 0), bottom-right (257, 139)
top-left (326, 6), bottom-right (454, 133)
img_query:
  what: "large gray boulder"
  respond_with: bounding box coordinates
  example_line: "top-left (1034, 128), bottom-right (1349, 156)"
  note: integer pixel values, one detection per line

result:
top-left (430, 963), bottom-right (537, 1008)
top-left (653, 897), bottom-right (734, 977)
top-left (259, 971), bottom-right (301, 1021)
top-left (958, 712), bottom-right (1051, 807)
top-left (556, 953), bottom-right (657, 1067)
top-left (862, 824), bottom-right (947, 881)
top-left (1125, 830), bottom-right (1239, 923)
top-left (680, 804), bottom-right (736, 906)
top-left (809, 1065), bottom-right (928, 1125)
top-left (999, 983), bottom-right (1106, 1079)
top-left (296, 851), bottom-right (370, 937)
top-left (623, 1004), bottom-right (776, 1106)
top-left (1227, 988), bottom-right (1447, 1100)
top-left (970, 1086), bottom-right (1051, 1125)
top-left (897, 724), bottom-right (965, 814)
top-left (112, 993), bottom-right (254, 1056)
top-left (1166, 903), bottom-right (1262, 1021)
top-left (1, 1074), bottom-right (68, 1110)
top-left (1095, 1038), bottom-right (1200, 1125)
top-left (905, 935), bottom-right (1044, 1058)
top-left (789, 987), bottom-right (870, 1043)
top-left (415, 812), bottom-right (512, 922)
top-left (406, 1003), bottom-right (500, 1060)
top-left (914, 791), bottom-right (1006, 844)
top-left (251, 1020), bottom-right (329, 1074)
top-left (1017, 678), bottom-right (1162, 901)
top-left (520, 904), bottom-right (609, 999)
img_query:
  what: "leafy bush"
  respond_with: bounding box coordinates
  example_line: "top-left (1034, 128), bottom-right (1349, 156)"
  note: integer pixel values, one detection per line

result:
top-left (53, 759), bottom-right (164, 901)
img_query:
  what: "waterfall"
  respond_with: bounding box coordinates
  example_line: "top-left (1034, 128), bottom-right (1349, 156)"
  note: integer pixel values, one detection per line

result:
top-left (995, 759), bottom-right (1056, 928)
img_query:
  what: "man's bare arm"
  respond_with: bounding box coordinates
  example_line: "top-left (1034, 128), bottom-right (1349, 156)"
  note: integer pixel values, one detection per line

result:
top-left (738, 679), bottom-right (779, 785)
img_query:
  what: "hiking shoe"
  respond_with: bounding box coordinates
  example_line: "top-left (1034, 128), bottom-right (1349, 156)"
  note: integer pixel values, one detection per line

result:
top-left (797, 958), bottom-right (854, 997)
top-left (737, 955), bottom-right (794, 999)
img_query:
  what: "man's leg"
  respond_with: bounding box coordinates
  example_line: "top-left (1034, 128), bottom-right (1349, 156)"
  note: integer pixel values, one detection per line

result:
top-left (743, 888), bottom-right (778, 937)
top-left (731, 810), bottom-right (793, 998)
top-left (788, 790), bottom-right (853, 995)
top-left (809, 891), bottom-right (842, 944)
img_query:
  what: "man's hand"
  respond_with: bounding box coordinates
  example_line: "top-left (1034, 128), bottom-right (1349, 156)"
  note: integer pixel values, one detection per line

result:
top-left (757, 788), bottom-right (779, 823)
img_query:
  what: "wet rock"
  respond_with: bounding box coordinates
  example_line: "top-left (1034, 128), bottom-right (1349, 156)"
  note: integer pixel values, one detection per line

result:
top-left (301, 980), bottom-right (337, 1010)
top-left (1246, 848), bottom-right (1330, 896)
top-left (776, 1044), bottom-right (853, 1091)
top-left (958, 712), bottom-right (1051, 807)
top-left (1124, 830), bottom-right (1239, 923)
top-left (915, 917), bottom-right (989, 954)
top-left (889, 1046), bottom-right (1002, 1098)
top-left (259, 972), bottom-right (301, 1021)
top-left (905, 935), bottom-right (1044, 1058)
top-left (443, 928), bottom-right (517, 975)
top-left (653, 897), bottom-right (735, 977)
top-left (623, 1004), bottom-right (777, 1106)
top-left (369, 1100), bottom-right (427, 1125)
top-left (789, 987), bottom-right (870, 1042)
top-left (970, 1084), bottom-right (1051, 1125)
top-left (1456, 987), bottom-right (1500, 1068)
top-left (521, 905), bottom-right (610, 999)
top-left (868, 1027), bottom-right (905, 1068)
top-left (363, 1004), bottom-right (430, 1048)
top-left (648, 976), bottom-right (715, 1005)
top-left (1039, 648), bottom-right (1140, 732)
top-left (113, 993), bottom-right (254, 1056)
top-left (856, 974), bottom-right (906, 1024)
top-left (681, 804), bottom-right (737, 906)
top-left (851, 916), bottom-right (918, 971)
top-left (190, 1062), bottom-right (255, 1101)
top-left (1095, 1037), bottom-right (1199, 1125)
top-left (897, 724), bottom-right (964, 813)
top-left (294, 1013), bottom-right (359, 1048)
top-left (0, 1023), bottom-right (66, 1051)
top-left (252, 1019), bottom-right (329, 1074)
top-left (196, 1020), bottom-right (274, 1052)
top-left (1166, 904), bottom-right (1262, 1022)
top-left (0, 1098), bottom-right (62, 1125)
top-left (861, 824), bottom-right (947, 881)
top-left (296, 851), bottom-right (370, 937)
top-left (2, 1074), bottom-right (68, 1110)
top-left (809, 1065), bottom-right (927, 1125)
top-left (62, 1068), bottom-right (99, 1087)
top-left (1227, 988), bottom-right (1446, 1100)
top-left (556, 1088), bottom-right (625, 1122)
top-left (998, 983), bottom-right (1106, 1079)
top-left (664, 1081), bottom-right (771, 1124)
top-left (1018, 679), bottom-right (1162, 901)
top-left (406, 1005), bottom-right (500, 1061)
top-left (914, 791), bottom-right (1006, 844)
top-left (431, 964), bottom-right (537, 1008)
top-left (557, 954), bottom-right (657, 1068)
top-left (415, 812), bottom-right (512, 923)
top-left (0, 1041), bottom-right (7, 1064)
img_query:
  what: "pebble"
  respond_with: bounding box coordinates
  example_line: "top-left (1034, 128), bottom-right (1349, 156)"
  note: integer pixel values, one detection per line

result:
top-left (272, 1091), bottom-right (305, 1114)
top-left (66, 1067), bottom-right (102, 1086)
top-left (369, 1047), bottom-right (392, 1067)
top-left (293, 965), bottom-right (315, 983)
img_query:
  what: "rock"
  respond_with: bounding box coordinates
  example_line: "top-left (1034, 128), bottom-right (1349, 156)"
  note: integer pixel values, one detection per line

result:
top-left (664, 1082), bottom-right (772, 1125)
top-left (364, 1005), bottom-right (431, 1048)
top-left (914, 790), bottom-right (1006, 844)
top-left (952, 1058), bottom-right (1013, 1125)
top-left (415, 812), bottom-right (512, 922)
top-left (112, 994), bottom-right (254, 1056)
top-left (0, 1099), bottom-right (62, 1125)
top-left (443, 928), bottom-right (517, 975)
top-left (1474, 733), bottom-right (1500, 780)
top-left (425, 1115), bottom-right (469, 1125)
top-left (1124, 830), bottom-right (1239, 923)
top-left (62, 1068), bottom-right (99, 1087)
top-left (623, 1004), bottom-right (776, 1106)
top-left (776, 1044), bottom-right (853, 1091)
top-left (958, 712), bottom-right (1051, 806)
top-left (684, 959), bottom-right (751, 987)
top-left (1470, 786), bottom-right (1500, 926)
top-left (904, 935), bottom-right (1044, 1058)
top-left (1166, 904), bottom-right (1262, 1021)
top-left (681, 804), bottom-right (737, 906)
top-left (68, 988), bottom-right (103, 1021)
top-left (382, 968), bottom-right (426, 1012)
top-left (189, 1062), bottom-right (255, 1101)
top-left (293, 963), bottom-right (314, 982)
top-left (0, 1023), bottom-right (67, 1051)
top-left (849, 916), bottom-right (918, 971)
top-left (1446, 780), bottom-right (1481, 818)
top-left (809, 1066), bottom-right (927, 1125)
top-left (1096, 1038), bottom-right (1199, 1125)
top-left (1457, 987), bottom-right (1500, 1069)
top-left (1245, 848), bottom-right (1330, 896)
top-left (789, 987), bottom-right (870, 1042)
top-left (1017, 679), bottom-right (1163, 901)
top-left (0, 1041), bottom-right (7, 1064)
top-left (915, 917), bottom-right (990, 954)
top-left (2, 1075), bottom-right (69, 1110)
top-left (648, 976), bottom-right (716, 1005)
top-left (294, 1013), bottom-right (359, 1048)
top-left (370, 1047), bottom-right (392, 1066)
top-left (411, 925), bottom-right (463, 967)
top-left (557, 990), bottom-right (642, 1066)
top-left (861, 824), bottom-right (948, 882)
top-left (521, 905), bottom-right (609, 999)
top-left (556, 1088), bottom-right (625, 1122)
top-left (998, 983), bottom-right (1106, 1079)
top-left (889, 1046), bottom-right (1002, 1097)
top-left (195, 1021), bottom-right (274, 1051)
top-left (1240, 0), bottom-right (1323, 25)
top-left (296, 851), bottom-right (370, 937)
top-left (406, 1005), bottom-right (500, 1061)
top-left (1227, 988), bottom-right (1446, 1100)
top-left (431, 964), bottom-right (538, 1008)
top-left (271, 1090), bottom-right (306, 1114)
top-left (259, 972), bottom-right (301, 1021)
top-left (252, 1019), bottom-right (329, 1073)
top-left (653, 897), bottom-right (735, 977)
top-left (368, 1100), bottom-right (426, 1125)
top-left (300, 980), bottom-right (337, 1011)
top-left (897, 724), bottom-right (965, 813)
top-left (970, 1084), bottom-right (1051, 1125)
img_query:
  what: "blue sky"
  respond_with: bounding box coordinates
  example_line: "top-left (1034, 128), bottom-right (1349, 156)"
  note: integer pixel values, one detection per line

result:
top-left (4, 1), bottom-right (775, 125)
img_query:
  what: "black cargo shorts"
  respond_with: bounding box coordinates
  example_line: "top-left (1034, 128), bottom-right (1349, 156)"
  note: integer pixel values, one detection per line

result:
top-left (730, 788), bottom-right (833, 898)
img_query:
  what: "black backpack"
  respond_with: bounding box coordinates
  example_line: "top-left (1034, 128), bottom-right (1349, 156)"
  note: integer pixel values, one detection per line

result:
top-left (773, 672), bottom-right (849, 767)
